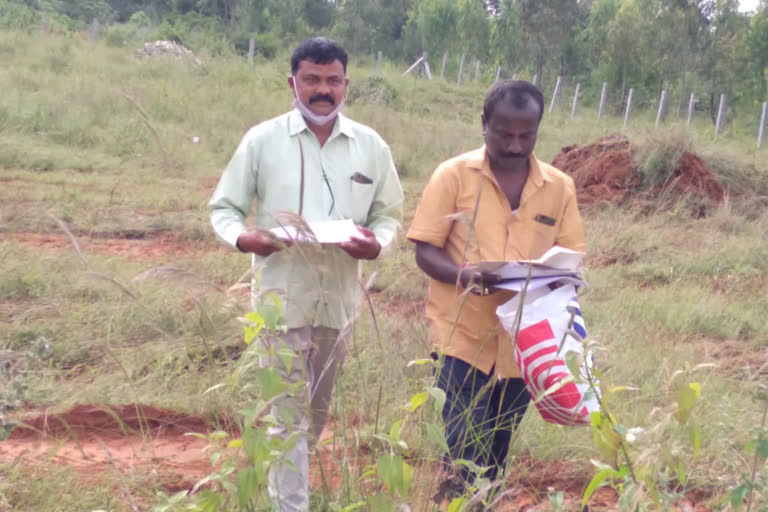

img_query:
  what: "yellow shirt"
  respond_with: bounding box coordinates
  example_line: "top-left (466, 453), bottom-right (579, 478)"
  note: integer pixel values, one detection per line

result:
top-left (407, 146), bottom-right (585, 378)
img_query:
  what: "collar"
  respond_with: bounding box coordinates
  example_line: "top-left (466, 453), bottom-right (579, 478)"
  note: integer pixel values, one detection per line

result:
top-left (468, 146), bottom-right (551, 186)
top-left (288, 109), bottom-right (355, 139)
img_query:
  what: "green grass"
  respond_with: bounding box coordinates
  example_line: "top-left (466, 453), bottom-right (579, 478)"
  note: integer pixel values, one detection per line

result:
top-left (1, 28), bottom-right (768, 510)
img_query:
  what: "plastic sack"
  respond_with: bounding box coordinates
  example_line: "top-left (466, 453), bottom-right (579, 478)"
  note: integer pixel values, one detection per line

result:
top-left (496, 284), bottom-right (599, 426)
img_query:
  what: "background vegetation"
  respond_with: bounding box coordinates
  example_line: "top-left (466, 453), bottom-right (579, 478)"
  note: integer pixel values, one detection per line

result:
top-left (0, 14), bottom-right (767, 511)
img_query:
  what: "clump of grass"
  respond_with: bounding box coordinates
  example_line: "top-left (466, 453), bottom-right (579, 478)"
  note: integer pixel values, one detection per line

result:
top-left (631, 127), bottom-right (694, 189)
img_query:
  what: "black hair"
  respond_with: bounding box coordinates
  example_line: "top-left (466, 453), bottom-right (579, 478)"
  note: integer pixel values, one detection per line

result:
top-left (291, 37), bottom-right (348, 74)
top-left (483, 80), bottom-right (545, 122)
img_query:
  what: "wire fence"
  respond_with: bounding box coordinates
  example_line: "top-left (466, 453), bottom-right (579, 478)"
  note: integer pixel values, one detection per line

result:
top-left (400, 51), bottom-right (768, 149)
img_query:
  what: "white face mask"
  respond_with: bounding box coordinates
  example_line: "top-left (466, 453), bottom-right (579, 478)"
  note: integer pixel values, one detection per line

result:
top-left (291, 75), bottom-right (346, 127)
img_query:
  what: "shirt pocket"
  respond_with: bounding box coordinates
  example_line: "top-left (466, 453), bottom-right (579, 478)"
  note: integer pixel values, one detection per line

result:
top-left (345, 178), bottom-right (376, 224)
top-left (528, 221), bottom-right (557, 259)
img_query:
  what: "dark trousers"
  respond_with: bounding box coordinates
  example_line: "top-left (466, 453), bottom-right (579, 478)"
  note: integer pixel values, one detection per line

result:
top-left (435, 355), bottom-right (531, 483)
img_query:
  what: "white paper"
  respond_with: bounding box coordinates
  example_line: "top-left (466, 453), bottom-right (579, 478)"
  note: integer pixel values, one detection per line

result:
top-left (269, 219), bottom-right (360, 244)
top-left (520, 246), bottom-right (585, 270)
top-left (494, 275), bottom-right (588, 293)
top-left (468, 246), bottom-right (585, 280)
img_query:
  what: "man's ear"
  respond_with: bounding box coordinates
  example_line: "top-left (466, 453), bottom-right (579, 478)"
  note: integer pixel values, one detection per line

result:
top-left (481, 113), bottom-right (488, 135)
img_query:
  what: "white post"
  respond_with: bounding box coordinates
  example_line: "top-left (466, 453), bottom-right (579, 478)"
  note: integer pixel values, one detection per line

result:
top-left (548, 75), bottom-right (562, 113)
top-left (715, 93), bottom-right (727, 136)
top-left (248, 37), bottom-right (255, 63)
top-left (758, 101), bottom-right (767, 149)
top-left (511, 73), bottom-right (517, 81)
top-left (597, 82), bottom-right (607, 121)
top-left (532, 73), bottom-right (539, 87)
top-left (376, 50), bottom-right (383, 74)
top-left (441, 52), bottom-right (448, 79)
top-left (40, 14), bottom-right (48, 33)
top-left (655, 89), bottom-right (667, 127)
top-left (403, 55), bottom-right (425, 76)
top-left (474, 59), bottom-right (480, 81)
top-left (571, 83), bottom-right (580, 118)
top-left (457, 53), bottom-right (465, 85)
top-left (495, 66), bottom-right (501, 82)
top-left (422, 52), bottom-right (432, 80)
top-left (90, 18), bottom-right (100, 42)
top-left (687, 93), bottom-right (695, 125)
top-left (623, 88), bottom-right (634, 127)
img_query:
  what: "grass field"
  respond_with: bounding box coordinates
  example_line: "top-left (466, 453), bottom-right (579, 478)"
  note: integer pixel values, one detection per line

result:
top-left (1, 30), bottom-right (768, 511)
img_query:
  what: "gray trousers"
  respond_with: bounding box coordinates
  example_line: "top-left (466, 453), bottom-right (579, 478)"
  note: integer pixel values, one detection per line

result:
top-left (260, 326), bottom-right (349, 512)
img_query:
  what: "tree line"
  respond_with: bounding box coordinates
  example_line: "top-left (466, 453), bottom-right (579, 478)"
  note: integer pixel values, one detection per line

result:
top-left (2, 0), bottom-right (768, 115)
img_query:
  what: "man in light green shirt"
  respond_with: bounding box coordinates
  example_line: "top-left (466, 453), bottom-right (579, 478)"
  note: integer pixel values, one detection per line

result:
top-left (208, 37), bottom-right (403, 512)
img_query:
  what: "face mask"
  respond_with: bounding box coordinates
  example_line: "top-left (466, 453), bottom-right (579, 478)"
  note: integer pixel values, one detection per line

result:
top-left (291, 76), bottom-right (346, 127)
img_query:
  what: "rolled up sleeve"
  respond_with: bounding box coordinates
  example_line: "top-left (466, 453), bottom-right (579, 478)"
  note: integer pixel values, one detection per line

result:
top-left (407, 165), bottom-right (458, 249)
top-left (555, 178), bottom-right (586, 252)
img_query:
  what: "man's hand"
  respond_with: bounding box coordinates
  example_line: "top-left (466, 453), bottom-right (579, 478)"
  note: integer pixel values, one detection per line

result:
top-left (459, 267), bottom-right (503, 296)
top-left (338, 226), bottom-right (381, 260)
top-left (236, 230), bottom-right (291, 256)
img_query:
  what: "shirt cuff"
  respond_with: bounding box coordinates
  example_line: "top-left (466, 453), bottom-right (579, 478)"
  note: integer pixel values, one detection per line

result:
top-left (405, 228), bottom-right (446, 249)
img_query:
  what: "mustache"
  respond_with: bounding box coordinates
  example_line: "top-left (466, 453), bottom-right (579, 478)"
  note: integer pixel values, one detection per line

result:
top-left (499, 152), bottom-right (527, 159)
top-left (309, 94), bottom-right (335, 105)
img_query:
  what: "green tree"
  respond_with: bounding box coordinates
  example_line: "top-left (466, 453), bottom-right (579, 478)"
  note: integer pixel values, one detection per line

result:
top-left (456, 0), bottom-right (489, 61)
top-left (489, 0), bottom-right (523, 72)
top-left (519, 0), bottom-right (579, 83)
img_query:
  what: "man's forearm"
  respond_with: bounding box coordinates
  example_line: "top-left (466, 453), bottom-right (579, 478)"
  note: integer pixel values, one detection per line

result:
top-left (414, 241), bottom-right (462, 286)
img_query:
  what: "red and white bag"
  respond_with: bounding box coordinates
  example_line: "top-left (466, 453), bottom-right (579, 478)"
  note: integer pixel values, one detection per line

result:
top-left (497, 284), bottom-right (599, 426)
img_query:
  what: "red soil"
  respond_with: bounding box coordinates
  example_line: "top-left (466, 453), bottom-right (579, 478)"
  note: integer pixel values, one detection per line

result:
top-left (552, 135), bottom-right (724, 206)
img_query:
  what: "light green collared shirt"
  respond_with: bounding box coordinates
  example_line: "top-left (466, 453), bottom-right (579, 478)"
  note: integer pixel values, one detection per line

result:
top-left (209, 109), bottom-right (404, 330)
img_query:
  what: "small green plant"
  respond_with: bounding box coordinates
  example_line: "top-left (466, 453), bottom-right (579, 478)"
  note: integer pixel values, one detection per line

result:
top-left (728, 386), bottom-right (768, 511)
top-left (581, 358), bottom-right (708, 510)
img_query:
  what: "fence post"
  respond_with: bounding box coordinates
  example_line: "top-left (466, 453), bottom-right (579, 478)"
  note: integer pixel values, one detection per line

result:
top-left (715, 93), bottom-right (727, 136)
top-left (474, 60), bottom-right (481, 81)
top-left (40, 14), bottom-right (48, 33)
top-left (248, 37), bottom-right (255, 63)
top-left (403, 54), bottom-right (425, 76)
top-left (623, 88), bottom-right (634, 127)
top-left (376, 50), bottom-right (383, 75)
top-left (89, 18), bottom-right (100, 43)
top-left (495, 66), bottom-right (501, 82)
top-left (511, 73), bottom-right (517, 81)
top-left (532, 73), bottom-right (539, 87)
top-left (548, 75), bottom-right (562, 113)
top-left (441, 52), bottom-right (448, 79)
top-left (687, 93), bottom-right (695, 125)
top-left (422, 52), bottom-right (432, 80)
top-left (758, 101), bottom-right (767, 149)
top-left (655, 89), bottom-right (667, 127)
top-left (597, 82), bottom-right (607, 121)
top-left (457, 53), bottom-right (465, 85)
top-left (571, 83), bottom-right (580, 118)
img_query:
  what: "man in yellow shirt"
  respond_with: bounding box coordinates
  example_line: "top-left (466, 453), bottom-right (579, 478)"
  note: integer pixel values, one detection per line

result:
top-left (407, 80), bottom-right (585, 498)
top-left (209, 37), bottom-right (403, 512)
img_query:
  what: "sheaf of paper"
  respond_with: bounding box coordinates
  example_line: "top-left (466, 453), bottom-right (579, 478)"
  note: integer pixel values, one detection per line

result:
top-left (269, 219), bottom-right (360, 244)
top-left (468, 246), bottom-right (585, 280)
top-left (494, 275), bottom-right (588, 293)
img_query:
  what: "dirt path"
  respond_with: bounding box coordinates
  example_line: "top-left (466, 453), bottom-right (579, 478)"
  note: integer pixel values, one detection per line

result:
top-left (0, 404), bottom-right (714, 510)
top-left (1, 404), bottom-right (216, 492)
top-left (1, 231), bottom-right (219, 261)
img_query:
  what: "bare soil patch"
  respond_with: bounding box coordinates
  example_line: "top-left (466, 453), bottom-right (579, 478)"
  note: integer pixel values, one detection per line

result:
top-left (0, 405), bottom-right (721, 509)
top-left (552, 135), bottom-right (724, 207)
top-left (1, 404), bottom-right (217, 491)
top-left (1, 231), bottom-right (219, 261)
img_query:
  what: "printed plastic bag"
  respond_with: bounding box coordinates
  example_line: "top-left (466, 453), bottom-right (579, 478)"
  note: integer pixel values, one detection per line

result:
top-left (496, 284), bottom-right (599, 426)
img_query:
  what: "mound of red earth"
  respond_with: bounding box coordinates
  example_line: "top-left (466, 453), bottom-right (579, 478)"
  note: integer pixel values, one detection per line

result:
top-left (552, 135), bottom-right (725, 206)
